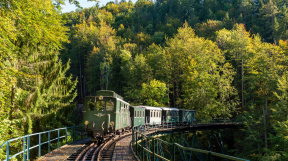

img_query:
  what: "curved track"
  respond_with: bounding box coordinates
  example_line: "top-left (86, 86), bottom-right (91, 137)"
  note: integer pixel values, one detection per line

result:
top-left (66, 132), bottom-right (132, 161)
top-left (97, 133), bottom-right (132, 161)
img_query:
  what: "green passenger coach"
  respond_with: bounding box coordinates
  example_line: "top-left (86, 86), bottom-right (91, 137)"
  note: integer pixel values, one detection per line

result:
top-left (83, 90), bottom-right (130, 141)
top-left (130, 106), bottom-right (145, 127)
top-left (160, 107), bottom-right (179, 123)
top-left (179, 109), bottom-right (196, 123)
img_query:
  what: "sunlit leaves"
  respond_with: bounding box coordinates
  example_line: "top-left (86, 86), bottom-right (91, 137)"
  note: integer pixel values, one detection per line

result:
top-left (0, 1), bottom-right (77, 156)
top-left (165, 23), bottom-right (238, 117)
top-left (140, 79), bottom-right (168, 106)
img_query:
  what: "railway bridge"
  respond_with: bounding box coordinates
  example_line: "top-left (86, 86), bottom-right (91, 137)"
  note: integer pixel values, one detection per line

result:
top-left (0, 119), bottom-right (248, 161)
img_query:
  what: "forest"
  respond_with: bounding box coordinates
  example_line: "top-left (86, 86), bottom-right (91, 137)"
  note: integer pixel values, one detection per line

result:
top-left (1, 0), bottom-right (288, 160)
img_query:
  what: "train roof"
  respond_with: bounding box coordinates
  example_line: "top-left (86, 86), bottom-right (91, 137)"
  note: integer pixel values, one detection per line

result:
top-left (96, 90), bottom-right (123, 100)
top-left (130, 106), bottom-right (145, 109)
top-left (116, 97), bottom-right (130, 105)
top-left (159, 107), bottom-right (179, 111)
top-left (179, 109), bottom-right (196, 112)
top-left (134, 106), bottom-right (162, 110)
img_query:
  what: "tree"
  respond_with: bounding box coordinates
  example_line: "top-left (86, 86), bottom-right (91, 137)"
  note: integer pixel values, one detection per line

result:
top-left (140, 79), bottom-right (168, 106)
top-left (165, 22), bottom-right (239, 117)
top-left (0, 0), bottom-right (78, 159)
top-left (259, 0), bottom-right (280, 43)
top-left (216, 24), bottom-right (251, 109)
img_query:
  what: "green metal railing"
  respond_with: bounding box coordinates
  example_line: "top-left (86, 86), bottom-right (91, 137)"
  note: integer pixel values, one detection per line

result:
top-left (132, 120), bottom-right (248, 161)
top-left (0, 125), bottom-right (84, 161)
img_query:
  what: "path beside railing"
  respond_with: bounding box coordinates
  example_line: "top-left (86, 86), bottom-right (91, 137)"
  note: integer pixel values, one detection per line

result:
top-left (0, 125), bottom-right (85, 161)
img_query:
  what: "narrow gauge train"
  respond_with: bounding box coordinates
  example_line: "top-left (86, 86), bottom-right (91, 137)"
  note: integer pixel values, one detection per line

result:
top-left (83, 90), bottom-right (196, 142)
top-left (83, 90), bottom-right (130, 141)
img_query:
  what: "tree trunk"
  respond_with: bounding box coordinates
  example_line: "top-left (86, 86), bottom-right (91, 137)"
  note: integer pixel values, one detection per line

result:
top-left (241, 34), bottom-right (244, 109)
top-left (262, 97), bottom-right (268, 149)
top-left (79, 49), bottom-right (83, 102)
top-left (9, 85), bottom-right (15, 135)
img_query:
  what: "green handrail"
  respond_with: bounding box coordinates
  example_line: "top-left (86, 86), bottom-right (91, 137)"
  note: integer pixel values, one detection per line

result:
top-left (0, 125), bottom-right (84, 161)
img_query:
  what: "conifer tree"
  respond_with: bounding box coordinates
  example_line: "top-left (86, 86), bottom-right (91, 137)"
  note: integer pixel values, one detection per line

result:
top-left (0, 1), bottom-right (77, 153)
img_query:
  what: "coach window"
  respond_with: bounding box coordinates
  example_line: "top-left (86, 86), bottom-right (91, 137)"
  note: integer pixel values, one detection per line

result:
top-left (135, 111), bottom-right (137, 117)
top-left (106, 100), bottom-right (114, 111)
top-left (96, 100), bottom-right (104, 111)
top-left (151, 111), bottom-right (153, 117)
top-left (138, 111), bottom-right (140, 118)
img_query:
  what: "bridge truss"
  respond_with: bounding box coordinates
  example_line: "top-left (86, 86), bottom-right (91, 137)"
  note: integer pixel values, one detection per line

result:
top-left (132, 120), bottom-right (249, 161)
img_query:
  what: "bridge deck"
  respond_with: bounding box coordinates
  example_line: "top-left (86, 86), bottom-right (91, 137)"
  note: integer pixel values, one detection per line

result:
top-left (37, 123), bottom-right (240, 161)
top-left (37, 138), bottom-right (90, 161)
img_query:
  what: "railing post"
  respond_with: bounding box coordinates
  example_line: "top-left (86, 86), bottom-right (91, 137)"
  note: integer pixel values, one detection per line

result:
top-left (207, 152), bottom-right (211, 161)
top-left (39, 133), bottom-right (41, 157)
top-left (48, 131), bottom-right (50, 153)
top-left (157, 140), bottom-right (158, 160)
top-left (27, 135), bottom-right (30, 160)
top-left (6, 142), bottom-right (9, 161)
top-left (152, 138), bottom-right (155, 161)
top-left (173, 143), bottom-right (175, 161)
top-left (142, 135), bottom-right (144, 161)
top-left (73, 126), bottom-right (75, 142)
top-left (58, 129), bottom-right (60, 148)
top-left (23, 136), bottom-right (26, 161)
top-left (65, 127), bottom-right (68, 144)
top-left (132, 128), bottom-right (134, 143)
top-left (136, 131), bottom-right (138, 155)
top-left (148, 124), bottom-right (149, 133)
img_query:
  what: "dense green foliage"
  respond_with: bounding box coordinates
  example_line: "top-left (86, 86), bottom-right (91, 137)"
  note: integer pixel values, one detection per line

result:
top-left (1, 0), bottom-right (288, 160)
top-left (59, 0), bottom-right (288, 160)
top-left (0, 0), bottom-right (79, 159)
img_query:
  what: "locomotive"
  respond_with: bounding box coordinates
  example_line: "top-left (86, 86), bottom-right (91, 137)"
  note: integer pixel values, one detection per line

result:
top-left (83, 90), bottom-right (196, 141)
top-left (83, 90), bottom-right (130, 141)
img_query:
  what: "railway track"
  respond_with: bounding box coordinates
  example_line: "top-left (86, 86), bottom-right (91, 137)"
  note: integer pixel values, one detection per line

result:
top-left (66, 132), bottom-right (132, 161)
top-left (97, 133), bottom-right (131, 161)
